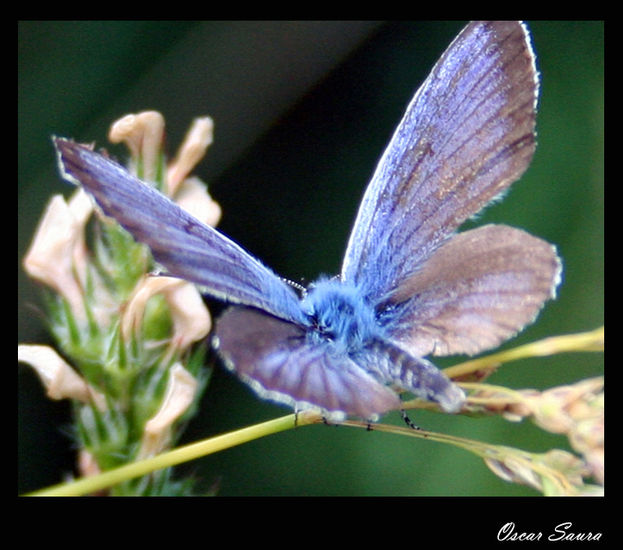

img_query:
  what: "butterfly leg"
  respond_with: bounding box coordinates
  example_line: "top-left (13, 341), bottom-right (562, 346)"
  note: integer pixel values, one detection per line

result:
top-left (400, 409), bottom-right (421, 430)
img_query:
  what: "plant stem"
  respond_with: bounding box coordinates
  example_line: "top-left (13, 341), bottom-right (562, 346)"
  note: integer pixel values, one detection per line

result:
top-left (26, 413), bottom-right (302, 496)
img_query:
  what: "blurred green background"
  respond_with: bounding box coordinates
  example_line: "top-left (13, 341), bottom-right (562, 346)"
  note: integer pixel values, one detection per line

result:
top-left (18, 21), bottom-right (603, 496)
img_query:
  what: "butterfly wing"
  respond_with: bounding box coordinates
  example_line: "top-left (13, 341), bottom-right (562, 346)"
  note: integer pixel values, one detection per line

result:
top-left (341, 21), bottom-right (560, 356)
top-left (380, 224), bottom-right (561, 357)
top-left (54, 137), bottom-right (306, 325)
top-left (215, 306), bottom-right (401, 420)
top-left (341, 21), bottom-right (539, 302)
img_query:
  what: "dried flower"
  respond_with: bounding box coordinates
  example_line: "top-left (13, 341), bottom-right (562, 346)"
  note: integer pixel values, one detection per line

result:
top-left (174, 176), bottom-right (221, 227)
top-left (525, 378), bottom-right (603, 434)
top-left (109, 111), bottom-right (165, 181)
top-left (121, 275), bottom-right (211, 352)
top-left (161, 278), bottom-right (212, 352)
top-left (469, 376), bottom-right (604, 488)
top-left (484, 448), bottom-right (599, 496)
top-left (138, 364), bottom-right (197, 458)
top-left (167, 117), bottom-right (214, 195)
top-left (18, 344), bottom-right (105, 408)
top-left (23, 190), bottom-right (92, 320)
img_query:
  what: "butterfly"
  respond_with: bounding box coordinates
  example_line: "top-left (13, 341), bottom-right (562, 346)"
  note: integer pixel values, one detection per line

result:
top-left (54, 21), bottom-right (561, 422)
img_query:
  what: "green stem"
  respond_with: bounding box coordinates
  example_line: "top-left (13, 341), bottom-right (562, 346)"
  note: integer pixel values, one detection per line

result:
top-left (26, 413), bottom-right (302, 496)
top-left (444, 326), bottom-right (604, 379)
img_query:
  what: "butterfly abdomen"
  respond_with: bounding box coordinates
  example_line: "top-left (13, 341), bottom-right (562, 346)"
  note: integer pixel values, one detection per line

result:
top-left (361, 339), bottom-right (466, 413)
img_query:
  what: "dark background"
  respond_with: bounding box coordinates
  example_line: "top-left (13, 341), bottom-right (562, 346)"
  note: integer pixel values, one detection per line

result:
top-left (19, 21), bottom-right (603, 496)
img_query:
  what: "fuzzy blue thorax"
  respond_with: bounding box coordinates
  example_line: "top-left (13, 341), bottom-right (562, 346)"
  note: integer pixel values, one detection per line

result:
top-left (301, 278), bottom-right (382, 353)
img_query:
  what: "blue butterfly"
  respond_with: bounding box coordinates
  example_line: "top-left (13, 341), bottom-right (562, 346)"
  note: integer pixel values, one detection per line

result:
top-left (55, 21), bottom-right (561, 422)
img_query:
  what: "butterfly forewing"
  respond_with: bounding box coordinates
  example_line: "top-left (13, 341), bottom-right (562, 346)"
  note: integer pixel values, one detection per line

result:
top-left (54, 138), bottom-right (306, 325)
top-left (342, 21), bottom-right (539, 303)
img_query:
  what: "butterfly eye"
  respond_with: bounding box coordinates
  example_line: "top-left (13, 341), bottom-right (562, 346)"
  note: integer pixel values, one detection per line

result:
top-left (307, 313), bottom-right (335, 343)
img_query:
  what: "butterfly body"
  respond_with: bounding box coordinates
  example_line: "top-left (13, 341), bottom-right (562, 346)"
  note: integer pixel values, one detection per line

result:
top-left (301, 277), bottom-right (379, 352)
top-left (54, 21), bottom-right (561, 422)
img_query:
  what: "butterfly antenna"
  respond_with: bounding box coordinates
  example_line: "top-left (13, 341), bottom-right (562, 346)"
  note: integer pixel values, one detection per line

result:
top-left (284, 278), bottom-right (307, 297)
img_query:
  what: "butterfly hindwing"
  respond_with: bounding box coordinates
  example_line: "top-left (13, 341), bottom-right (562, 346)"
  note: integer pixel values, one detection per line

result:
top-left (380, 224), bottom-right (561, 357)
top-left (215, 306), bottom-right (401, 420)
